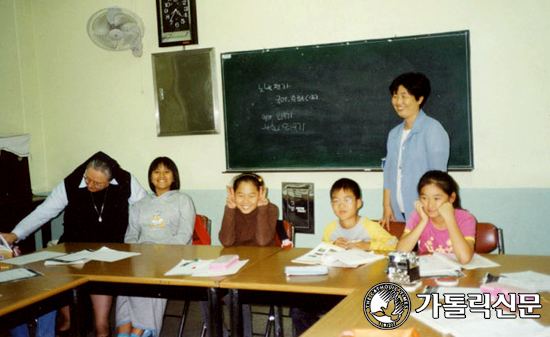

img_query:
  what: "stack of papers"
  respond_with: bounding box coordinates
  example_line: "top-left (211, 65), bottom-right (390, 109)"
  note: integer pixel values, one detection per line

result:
top-left (291, 242), bottom-right (385, 268)
top-left (164, 259), bottom-right (249, 277)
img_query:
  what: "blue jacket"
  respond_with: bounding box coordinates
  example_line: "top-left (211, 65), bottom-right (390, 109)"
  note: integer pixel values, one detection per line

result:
top-left (383, 110), bottom-right (450, 221)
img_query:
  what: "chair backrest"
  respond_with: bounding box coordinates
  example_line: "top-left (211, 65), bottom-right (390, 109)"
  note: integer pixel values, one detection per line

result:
top-left (475, 222), bottom-right (504, 254)
top-left (274, 220), bottom-right (294, 247)
top-left (388, 222), bottom-right (406, 239)
top-left (192, 214), bottom-right (211, 245)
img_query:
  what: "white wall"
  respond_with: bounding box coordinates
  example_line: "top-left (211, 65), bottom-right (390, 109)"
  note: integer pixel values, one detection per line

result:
top-left (2, 0), bottom-right (550, 254)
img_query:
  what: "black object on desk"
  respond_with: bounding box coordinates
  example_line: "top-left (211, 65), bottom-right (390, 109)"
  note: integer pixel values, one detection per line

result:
top-left (221, 30), bottom-right (473, 171)
top-left (0, 150), bottom-right (51, 254)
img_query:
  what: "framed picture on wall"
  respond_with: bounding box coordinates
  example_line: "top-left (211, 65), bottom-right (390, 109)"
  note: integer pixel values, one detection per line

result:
top-left (282, 182), bottom-right (315, 234)
top-left (156, 0), bottom-right (198, 47)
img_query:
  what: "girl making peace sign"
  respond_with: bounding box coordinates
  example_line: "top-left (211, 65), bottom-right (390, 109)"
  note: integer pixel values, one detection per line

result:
top-left (219, 173), bottom-right (279, 247)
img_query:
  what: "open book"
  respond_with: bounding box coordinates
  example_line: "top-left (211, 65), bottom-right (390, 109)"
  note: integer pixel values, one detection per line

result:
top-left (291, 242), bottom-right (385, 268)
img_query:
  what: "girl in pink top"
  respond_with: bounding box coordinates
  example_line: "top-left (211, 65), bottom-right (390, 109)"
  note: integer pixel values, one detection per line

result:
top-left (396, 170), bottom-right (476, 264)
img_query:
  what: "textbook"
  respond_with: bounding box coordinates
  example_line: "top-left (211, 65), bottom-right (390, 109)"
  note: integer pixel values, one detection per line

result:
top-left (291, 242), bottom-right (385, 268)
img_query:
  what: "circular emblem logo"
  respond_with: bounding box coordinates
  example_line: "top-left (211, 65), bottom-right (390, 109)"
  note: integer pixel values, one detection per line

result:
top-left (363, 282), bottom-right (411, 329)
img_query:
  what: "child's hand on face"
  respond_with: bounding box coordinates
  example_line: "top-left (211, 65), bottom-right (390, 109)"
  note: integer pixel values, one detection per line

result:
top-left (226, 186), bottom-right (236, 209)
top-left (438, 202), bottom-right (455, 221)
top-left (414, 200), bottom-right (429, 222)
top-left (257, 186), bottom-right (269, 207)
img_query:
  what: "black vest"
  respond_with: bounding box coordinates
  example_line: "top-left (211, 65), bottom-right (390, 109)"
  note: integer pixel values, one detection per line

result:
top-left (59, 152), bottom-right (131, 243)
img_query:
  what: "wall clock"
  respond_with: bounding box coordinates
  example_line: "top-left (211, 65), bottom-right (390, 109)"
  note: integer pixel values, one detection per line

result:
top-left (156, 0), bottom-right (198, 47)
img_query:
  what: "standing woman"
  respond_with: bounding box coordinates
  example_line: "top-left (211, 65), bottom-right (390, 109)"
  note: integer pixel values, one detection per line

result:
top-left (116, 157), bottom-right (196, 337)
top-left (380, 73), bottom-right (450, 229)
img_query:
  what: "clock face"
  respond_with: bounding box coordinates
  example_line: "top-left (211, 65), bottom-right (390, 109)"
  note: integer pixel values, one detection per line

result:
top-left (161, 0), bottom-right (190, 33)
top-left (156, 0), bottom-right (198, 47)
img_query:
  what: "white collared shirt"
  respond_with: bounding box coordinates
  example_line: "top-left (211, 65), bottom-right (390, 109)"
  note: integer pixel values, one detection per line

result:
top-left (12, 175), bottom-right (147, 241)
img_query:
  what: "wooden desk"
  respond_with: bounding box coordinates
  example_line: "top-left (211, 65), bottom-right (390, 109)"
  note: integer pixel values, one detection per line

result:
top-left (28, 243), bottom-right (280, 284)
top-left (25, 243), bottom-right (282, 337)
top-left (0, 273), bottom-right (88, 332)
top-left (222, 248), bottom-right (387, 296)
top-left (301, 254), bottom-right (550, 337)
top-left (220, 248), bottom-right (389, 337)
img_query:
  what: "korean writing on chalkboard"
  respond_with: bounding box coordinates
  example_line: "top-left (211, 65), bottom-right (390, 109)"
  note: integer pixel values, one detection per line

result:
top-left (261, 113), bottom-right (305, 133)
top-left (257, 82), bottom-right (292, 92)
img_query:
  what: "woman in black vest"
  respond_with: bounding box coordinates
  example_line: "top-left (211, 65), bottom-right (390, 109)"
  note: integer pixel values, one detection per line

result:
top-left (3, 152), bottom-right (147, 337)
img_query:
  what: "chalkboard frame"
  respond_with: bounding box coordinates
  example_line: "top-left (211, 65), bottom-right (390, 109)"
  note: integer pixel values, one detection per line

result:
top-left (221, 31), bottom-right (473, 172)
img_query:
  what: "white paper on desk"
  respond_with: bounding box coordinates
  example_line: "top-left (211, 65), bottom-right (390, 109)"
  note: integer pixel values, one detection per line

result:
top-left (499, 270), bottom-right (550, 292)
top-left (50, 247), bottom-right (140, 263)
top-left (291, 242), bottom-right (345, 265)
top-left (87, 247), bottom-right (141, 262)
top-left (443, 253), bottom-right (500, 270)
top-left (0, 267), bottom-right (42, 284)
top-left (48, 250), bottom-right (96, 262)
top-left (322, 249), bottom-right (385, 268)
top-left (4, 251), bottom-right (66, 266)
top-left (418, 253), bottom-right (464, 278)
top-left (413, 309), bottom-right (550, 337)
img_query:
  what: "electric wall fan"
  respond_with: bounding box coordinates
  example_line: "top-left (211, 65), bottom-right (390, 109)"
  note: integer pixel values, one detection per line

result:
top-left (87, 7), bottom-right (145, 57)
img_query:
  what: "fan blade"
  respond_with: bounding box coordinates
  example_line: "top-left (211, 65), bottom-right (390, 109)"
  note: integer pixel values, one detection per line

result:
top-left (93, 34), bottom-right (121, 50)
top-left (91, 14), bottom-right (110, 35)
top-left (112, 13), bottom-right (134, 27)
top-left (106, 7), bottom-right (122, 25)
top-left (120, 22), bottom-right (138, 33)
top-left (122, 30), bottom-right (138, 41)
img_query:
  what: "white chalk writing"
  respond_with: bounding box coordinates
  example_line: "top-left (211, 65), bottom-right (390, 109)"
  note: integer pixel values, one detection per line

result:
top-left (257, 82), bottom-right (291, 93)
top-left (275, 94), bottom-right (319, 105)
top-left (261, 121), bottom-right (306, 133)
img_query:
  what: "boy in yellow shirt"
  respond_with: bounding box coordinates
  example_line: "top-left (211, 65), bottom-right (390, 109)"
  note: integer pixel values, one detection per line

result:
top-left (291, 178), bottom-right (396, 335)
top-left (323, 178), bottom-right (397, 251)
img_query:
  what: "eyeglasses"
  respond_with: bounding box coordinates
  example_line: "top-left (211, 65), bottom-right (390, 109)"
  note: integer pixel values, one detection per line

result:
top-left (331, 197), bottom-right (354, 205)
top-left (84, 175), bottom-right (108, 188)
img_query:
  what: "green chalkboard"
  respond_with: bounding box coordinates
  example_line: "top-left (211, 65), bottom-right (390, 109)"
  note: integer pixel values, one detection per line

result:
top-left (221, 31), bottom-right (472, 171)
